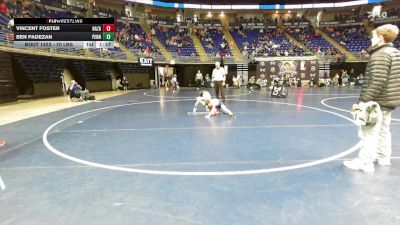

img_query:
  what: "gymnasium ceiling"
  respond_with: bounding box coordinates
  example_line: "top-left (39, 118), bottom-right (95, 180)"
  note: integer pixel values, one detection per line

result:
top-left (147, 0), bottom-right (379, 4)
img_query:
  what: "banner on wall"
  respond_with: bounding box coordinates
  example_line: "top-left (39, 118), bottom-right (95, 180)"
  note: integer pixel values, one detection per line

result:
top-left (147, 20), bottom-right (188, 27)
top-left (283, 21), bottom-right (310, 27)
top-left (195, 22), bottom-right (222, 27)
top-left (319, 20), bottom-right (363, 26)
top-left (119, 17), bottom-right (140, 22)
top-left (256, 59), bottom-right (319, 84)
top-left (229, 22), bottom-right (276, 29)
top-left (373, 15), bottom-right (400, 23)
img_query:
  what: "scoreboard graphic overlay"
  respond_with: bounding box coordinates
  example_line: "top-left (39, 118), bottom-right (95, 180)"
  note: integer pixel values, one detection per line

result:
top-left (13, 18), bottom-right (115, 49)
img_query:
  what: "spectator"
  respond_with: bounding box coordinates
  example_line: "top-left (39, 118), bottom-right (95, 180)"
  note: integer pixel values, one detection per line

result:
top-left (69, 80), bottom-right (90, 101)
top-left (171, 74), bottom-right (179, 92)
top-left (195, 70), bottom-right (203, 90)
top-left (204, 74), bottom-right (211, 88)
top-left (212, 61), bottom-right (226, 102)
top-left (331, 73), bottom-right (339, 86)
top-left (344, 24), bottom-right (400, 173)
top-left (0, 1), bottom-right (8, 15)
top-left (121, 76), bottom-right (129, 90)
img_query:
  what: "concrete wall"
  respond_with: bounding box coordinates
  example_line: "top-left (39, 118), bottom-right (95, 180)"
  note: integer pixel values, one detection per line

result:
top-left (125, 73), bottom-right (150, 89)
top-left (33, 83), bottom-right (63, 97)
top-left (86, 80), bottom-right (113, 92)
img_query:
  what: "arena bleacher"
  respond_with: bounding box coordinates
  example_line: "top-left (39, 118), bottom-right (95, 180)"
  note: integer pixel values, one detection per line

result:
top-left (231, 27), bottom-right (306, 57)
top-left (117, 22), bottom-right (162, 57)
top-left (323, 25), bottom-right (370, 53)
top-left (69, 60), bottom-right (112, 82)
top-left (155, 26), bottom-right (198, 56)
top-left (2, 1), bottom-right (400, 224)
top-left (287, 25), bottom-right (339, 55)
top-left (0, 0), bottom-right (398, 98)
top-left (14, 55), bottom-right (64, 83)
top-left (1, 0), bottom-right (399, 63)
top-left (197, 27), bottom-right (232, 57)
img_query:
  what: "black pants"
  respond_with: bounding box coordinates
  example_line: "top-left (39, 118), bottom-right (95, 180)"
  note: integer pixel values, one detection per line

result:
top-left (196, 79), bottom-right (202, 88)
top-left (214, 81), bottom-right (225, 102)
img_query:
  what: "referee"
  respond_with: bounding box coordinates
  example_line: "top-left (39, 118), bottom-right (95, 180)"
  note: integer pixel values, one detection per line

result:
top-left (212, 61), bottom-right (226, 102)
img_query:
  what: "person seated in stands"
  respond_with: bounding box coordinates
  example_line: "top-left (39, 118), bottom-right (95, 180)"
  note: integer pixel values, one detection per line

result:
top-left (171, 74), bottom-right (179, 92)
top-left (342, 73), bottom-right (350, 87)
top-left (357, 73), bottom-right (364, 86)
top-left (69, 80), bottom-right (90, 101)
top-left (247, 76), bottom-right (260, 90)
top-left (272, 75), bottom-right (280, 86)
top-left (308, 77), bottom-right (316, 87)
top-left (331, 73), bottom-right (340, 87)
top-left (80, 87), bottom-right (90, 101)
top-left (165, 78), bottom-right (171, 90)
top-left (121, 76), bottom-right (129, 90)
top-left (0, 1), bottom-right (8, 16)
top-left (102, 48), bottom-right (109, 57)
top-left (232, 76), bottom-right (239, 88)
top-left (116, 78), bottom-right (122, 90)
top-left (256, 75), bottom-right (267, 88)
top-left (69, 80), bottom-right (81, 100)
top-left (236, 75), bottom-right (243, 87)
top-left (288, 77), bottom-right (295, 87)
top-left (204, 74), bottom-right (211, 88)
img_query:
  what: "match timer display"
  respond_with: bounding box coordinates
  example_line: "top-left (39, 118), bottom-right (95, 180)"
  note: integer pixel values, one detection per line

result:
top-left (13, 18), bottom-right (115, 49)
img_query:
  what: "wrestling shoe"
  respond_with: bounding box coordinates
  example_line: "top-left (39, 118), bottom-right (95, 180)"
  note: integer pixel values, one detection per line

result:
top-left (229, 115), bottom-right (236, 120)
top-left (343, 158), bottom-right (375, 173)
top-left (375, 158), bottom-right (391, 167)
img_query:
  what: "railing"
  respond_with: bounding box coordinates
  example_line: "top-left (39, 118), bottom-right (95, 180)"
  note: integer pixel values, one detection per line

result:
top-left (0, 30), bottom-right (13, 47)
top-left (173, 54), bottom-right (236, 64)
top-left (315, 52), bottom-right (370, 62)
top-left (53, 48), bottom-right (84, 56)
top-left (176, 55), bottom-right (201, 63)
top-left (130, 49), bottom-right (166, 62)
top-left (0, 15), bottom-right (10, 26)
top-left (3, 29), bottom-right (370, 64)
top-left (315, 52), bottom-right (338, 62)
top-left (154, 55), bottom-right (166, 62)
top-left (0, 30), bottom-right (299, 64)
top-left (346, 52), bottom-right (370, 62)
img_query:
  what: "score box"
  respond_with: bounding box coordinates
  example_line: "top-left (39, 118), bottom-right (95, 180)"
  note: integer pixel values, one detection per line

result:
top-left (102, 24), bottom-right (115, 32)
top-left (102, 32), bottom-right (115, 41)
top-left (95, 41), bottom-right (114, 49)
top-left (83, 41), bottom-right (96, 48)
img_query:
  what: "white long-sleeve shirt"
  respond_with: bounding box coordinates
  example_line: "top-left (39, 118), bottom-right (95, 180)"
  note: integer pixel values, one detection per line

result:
top-left (195, 72), bottom-right (203, 81)
top-left (212, 67), bottom-right (226, 82)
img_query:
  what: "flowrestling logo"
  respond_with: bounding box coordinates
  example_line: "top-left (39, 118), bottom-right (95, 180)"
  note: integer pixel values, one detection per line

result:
top-left (367, 11), bottom-right (388, 21)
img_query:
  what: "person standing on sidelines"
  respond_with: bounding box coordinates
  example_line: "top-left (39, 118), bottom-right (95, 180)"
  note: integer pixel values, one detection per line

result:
top-left (212, 61), bottom-right (226, 102)
top-left (171, 74), bottom-right (179, 93)
top-left (195, 70), bottom-right (203, 90)
top-left (343, 24), bottom-right (400, 173)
